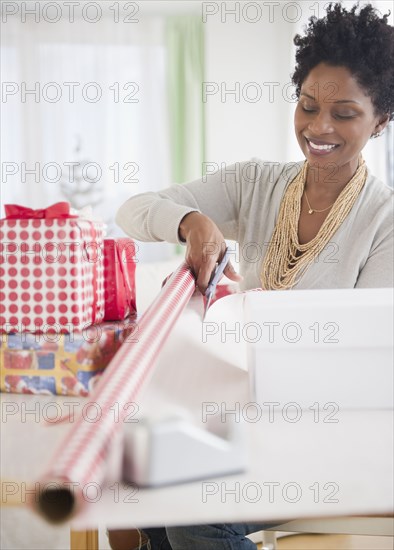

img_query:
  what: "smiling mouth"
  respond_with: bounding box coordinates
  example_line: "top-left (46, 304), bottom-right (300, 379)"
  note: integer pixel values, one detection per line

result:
top-left (305, 137), bottom-right (340, 152)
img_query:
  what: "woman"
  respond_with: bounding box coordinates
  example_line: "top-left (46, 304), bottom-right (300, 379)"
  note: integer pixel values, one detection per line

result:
top-left (112, 3), bottom-right (394, 549)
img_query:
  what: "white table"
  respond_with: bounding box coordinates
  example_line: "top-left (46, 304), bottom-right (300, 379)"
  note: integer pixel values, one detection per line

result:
top-left (1, 391), bottom-right (393, 547)
top-left (1, 297), bottom-right (393, 548)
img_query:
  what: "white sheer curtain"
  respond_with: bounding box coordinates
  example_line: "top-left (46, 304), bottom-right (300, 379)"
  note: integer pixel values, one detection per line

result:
top-left (1, 6), bottom-right (176, 260)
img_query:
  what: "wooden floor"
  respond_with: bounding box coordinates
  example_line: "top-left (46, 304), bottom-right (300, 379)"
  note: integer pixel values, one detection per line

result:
top-left (258, 534), bottom-right (394, 549)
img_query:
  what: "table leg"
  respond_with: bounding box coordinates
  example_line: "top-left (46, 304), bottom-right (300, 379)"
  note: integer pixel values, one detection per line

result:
top-left (70, 529), bottom-right (99, 550)
top-left (261, 530), bottom-right (277, 550)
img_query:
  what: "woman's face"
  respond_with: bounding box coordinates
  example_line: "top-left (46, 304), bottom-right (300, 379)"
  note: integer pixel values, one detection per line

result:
top-left (294, 63), bottom-right (387, 178)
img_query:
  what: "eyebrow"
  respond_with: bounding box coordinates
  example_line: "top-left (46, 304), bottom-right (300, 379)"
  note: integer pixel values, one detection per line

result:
top-left (300, 92), bottom-right (361, 105)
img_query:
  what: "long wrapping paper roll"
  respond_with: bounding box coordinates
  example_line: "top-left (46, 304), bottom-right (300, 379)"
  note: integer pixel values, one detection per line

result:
top-left (34, 262), bottom-right (196, 523)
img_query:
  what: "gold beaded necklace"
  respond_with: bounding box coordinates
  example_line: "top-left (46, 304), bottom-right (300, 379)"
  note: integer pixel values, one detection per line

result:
top-left (260, 157), bottom-right (367, 290)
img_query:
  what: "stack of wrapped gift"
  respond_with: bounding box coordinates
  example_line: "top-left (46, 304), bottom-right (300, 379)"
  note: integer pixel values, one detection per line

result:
top-left (0, 202), bottom-right (137, 396)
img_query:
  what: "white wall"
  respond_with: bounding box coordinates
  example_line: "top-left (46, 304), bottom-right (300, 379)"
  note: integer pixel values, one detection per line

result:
top-left (204, 4), bottom-right (297, 166)
top-left (203, 0), bottom-right (393, 184)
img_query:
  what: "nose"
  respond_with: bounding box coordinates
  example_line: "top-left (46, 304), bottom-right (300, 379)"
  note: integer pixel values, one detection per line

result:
top-left (308, 110), bottom-right (334, 135)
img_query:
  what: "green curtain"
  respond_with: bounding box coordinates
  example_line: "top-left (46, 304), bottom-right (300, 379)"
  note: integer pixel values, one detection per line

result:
top-left (166, 15), bottom-right (206, 185)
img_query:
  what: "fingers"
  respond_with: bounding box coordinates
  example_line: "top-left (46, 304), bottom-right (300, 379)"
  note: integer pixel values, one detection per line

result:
top-left (198, 242), bottom-right (228, 293)
top-left (196, 256), bottom-right (218, 295)
top-left (180, 213), bottom-right (237, 294)
top-left (161, 272), bottom-right (173, 288)
top-left (223, 261), bottom-right (243, 282)
top-left (185, 242), bottom-right (221, 295)
top-left (192, 259), bottom-right (243, 295)
top-left (185, 251), bottom-right (216, 295)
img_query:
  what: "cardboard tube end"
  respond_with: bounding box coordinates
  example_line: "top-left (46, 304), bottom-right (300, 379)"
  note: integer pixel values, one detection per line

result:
top-left (37, 487), bottom-right (76, 524)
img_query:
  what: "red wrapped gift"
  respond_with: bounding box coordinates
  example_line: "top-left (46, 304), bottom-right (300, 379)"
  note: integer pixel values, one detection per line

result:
top-left (0, 202), bottom-right (105, 333)
top-left (210, 282), bottom-right (238, 305)
top-left (103, 238), bottom-right (136, 320)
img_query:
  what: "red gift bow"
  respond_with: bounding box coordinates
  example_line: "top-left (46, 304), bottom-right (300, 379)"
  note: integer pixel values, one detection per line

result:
top-left (4, 202), bottom-right (78, 220)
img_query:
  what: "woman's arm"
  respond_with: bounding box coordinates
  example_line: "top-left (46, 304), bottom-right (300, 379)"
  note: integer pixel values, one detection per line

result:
top-left (115, 161), bottom-right (254, 243)
top-left (115, 161), bottom-right (255, 291)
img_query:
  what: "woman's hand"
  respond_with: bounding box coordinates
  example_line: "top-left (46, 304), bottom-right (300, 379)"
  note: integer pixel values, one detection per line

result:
top-left (179, 212), bottom-right (243, 294)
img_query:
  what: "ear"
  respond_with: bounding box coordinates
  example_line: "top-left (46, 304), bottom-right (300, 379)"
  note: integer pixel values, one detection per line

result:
top-left (373, 113), bottom-right (390, 136)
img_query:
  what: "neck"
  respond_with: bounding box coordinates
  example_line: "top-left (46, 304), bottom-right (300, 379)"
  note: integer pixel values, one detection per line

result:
top-left (305, 157), bottom-right (361, 197)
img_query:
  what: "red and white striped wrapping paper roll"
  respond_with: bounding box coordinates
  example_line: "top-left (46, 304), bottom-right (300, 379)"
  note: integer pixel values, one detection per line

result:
top-left (35, 261), bottom-right (196, 523)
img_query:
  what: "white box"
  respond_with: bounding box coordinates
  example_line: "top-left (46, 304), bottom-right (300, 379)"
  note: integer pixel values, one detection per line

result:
top-left (244, 288), bottom-right (393, 410)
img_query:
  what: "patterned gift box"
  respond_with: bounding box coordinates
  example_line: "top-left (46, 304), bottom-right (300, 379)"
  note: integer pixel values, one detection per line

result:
top-left (0, 318), bottom-right (137, 395)
top-left (103, 238), bottom-right (137, 321)
top-left (0, 202), bottom-right (105, 333)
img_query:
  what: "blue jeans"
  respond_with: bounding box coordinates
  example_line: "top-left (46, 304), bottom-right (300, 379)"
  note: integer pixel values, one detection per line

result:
top-left (144, 522), bottom-right (282, 549)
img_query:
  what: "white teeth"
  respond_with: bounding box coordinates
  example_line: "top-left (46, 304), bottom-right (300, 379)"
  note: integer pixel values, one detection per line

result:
top-left (308, 139), bottom-right (337, 151)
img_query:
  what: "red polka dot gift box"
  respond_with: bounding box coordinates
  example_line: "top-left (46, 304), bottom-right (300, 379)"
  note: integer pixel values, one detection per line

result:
top-left (0, 202), bottom-right (105, 333)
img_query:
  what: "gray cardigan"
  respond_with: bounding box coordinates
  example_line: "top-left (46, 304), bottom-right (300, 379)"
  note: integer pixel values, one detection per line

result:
top-left (116, 159), bottom-right (394, 290)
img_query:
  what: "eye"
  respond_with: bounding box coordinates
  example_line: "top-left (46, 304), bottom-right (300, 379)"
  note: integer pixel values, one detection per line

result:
top-left (301, 105), bottom-right (316, 113)
top-left (334, 113), bottom-right (357, 120)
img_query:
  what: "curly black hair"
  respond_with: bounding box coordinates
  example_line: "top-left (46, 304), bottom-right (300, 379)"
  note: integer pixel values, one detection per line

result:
top-left (292, 3), bottom-right (394, 121)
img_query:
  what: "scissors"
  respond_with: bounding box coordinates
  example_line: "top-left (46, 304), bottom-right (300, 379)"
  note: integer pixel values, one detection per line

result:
top-left (203, 247), bottom-right (230, 321)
